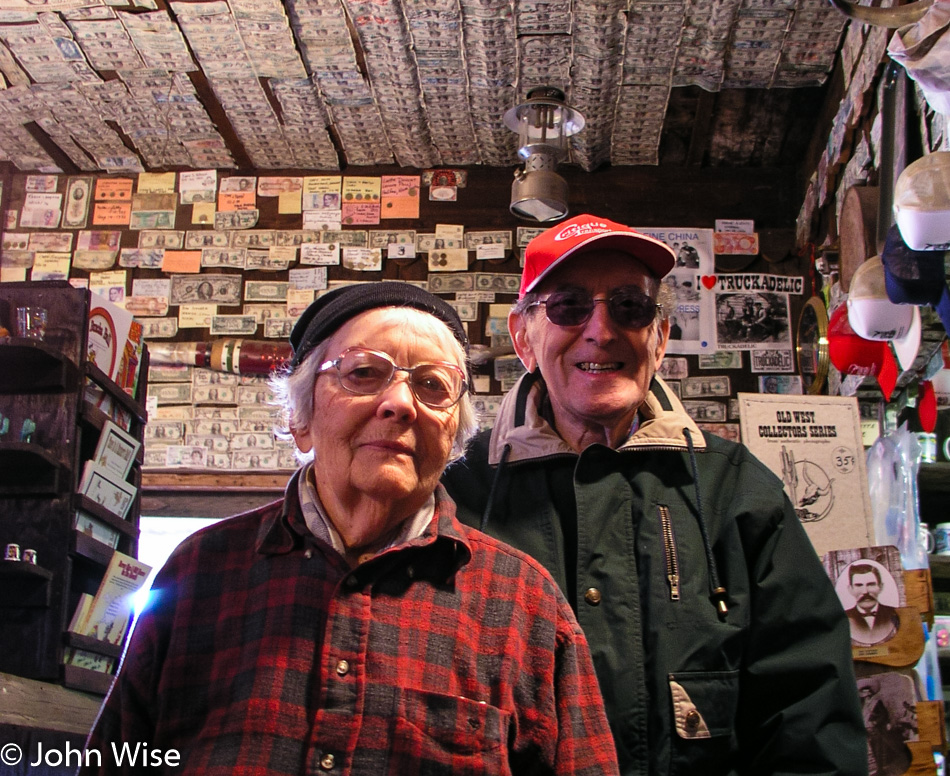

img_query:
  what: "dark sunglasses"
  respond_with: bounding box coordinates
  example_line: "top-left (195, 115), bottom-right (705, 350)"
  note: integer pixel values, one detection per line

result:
top-left (529, 287), bottom-right (662, 329)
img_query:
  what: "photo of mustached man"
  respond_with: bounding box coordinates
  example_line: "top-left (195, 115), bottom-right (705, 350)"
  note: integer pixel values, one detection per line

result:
top-left (843, 561), bottom-right (900, 646)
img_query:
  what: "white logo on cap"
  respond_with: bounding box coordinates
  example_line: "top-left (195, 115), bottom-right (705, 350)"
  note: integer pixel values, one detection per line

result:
top-left (554, 221), bottom-right (611, 241)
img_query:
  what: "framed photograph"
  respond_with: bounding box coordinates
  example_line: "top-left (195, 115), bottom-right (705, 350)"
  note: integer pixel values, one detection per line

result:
top-left (79, 461), bottom-right (137, 520)
top-left (92, 420), bottom-right (141, 481)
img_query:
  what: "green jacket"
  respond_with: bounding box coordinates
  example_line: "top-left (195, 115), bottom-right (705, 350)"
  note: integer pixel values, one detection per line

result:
top-left (443, 372), bottom-right (867, 776)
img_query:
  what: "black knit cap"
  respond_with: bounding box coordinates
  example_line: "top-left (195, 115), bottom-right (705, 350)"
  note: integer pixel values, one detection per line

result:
top-left (289, 281), bottom-right (469, 368)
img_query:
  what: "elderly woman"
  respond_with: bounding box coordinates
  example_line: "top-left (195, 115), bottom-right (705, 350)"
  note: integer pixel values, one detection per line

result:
top-left (82, 282), bottom-right (619, 776)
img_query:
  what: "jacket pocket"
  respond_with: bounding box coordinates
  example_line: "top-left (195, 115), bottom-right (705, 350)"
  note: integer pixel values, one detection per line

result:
top-left (390, 688), bottom-right (512, 776)
top-left (668, 670), bottom-right (739, 774)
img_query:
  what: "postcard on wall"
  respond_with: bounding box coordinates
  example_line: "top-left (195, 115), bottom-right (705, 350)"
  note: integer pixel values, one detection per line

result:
top-left (738, 393), bottom-right (873, 557)
top-left (823, 545), bottom-right (906, 657)
top-left (79, 461), bottom-right (137, 520)
top-left (93, 420), bottom-right (141, 480)
top-left (638, 227), bottom-right (716, 355)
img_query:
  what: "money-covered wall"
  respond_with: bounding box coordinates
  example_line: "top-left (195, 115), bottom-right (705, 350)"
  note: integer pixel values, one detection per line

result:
top-left (0, 164), bottom-right (807, 475)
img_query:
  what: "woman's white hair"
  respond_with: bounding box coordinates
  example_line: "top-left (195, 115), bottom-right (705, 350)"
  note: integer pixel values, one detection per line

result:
top-left (269, 307), bottom-right (478, 465)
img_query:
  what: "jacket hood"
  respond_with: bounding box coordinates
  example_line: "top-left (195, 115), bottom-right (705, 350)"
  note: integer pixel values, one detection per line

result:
top-left (487, 370), bottom-right (706, 465)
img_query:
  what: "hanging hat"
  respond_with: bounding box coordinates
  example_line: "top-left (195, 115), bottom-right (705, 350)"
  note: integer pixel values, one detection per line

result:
top-left (879, 223), bottom-right (950, 338)
top-left (828, 305), bottom-right (899, 401)
top-left (847, 255), bottom-right (921, 372)
top-left (893, 151), bottom-right (950, 251)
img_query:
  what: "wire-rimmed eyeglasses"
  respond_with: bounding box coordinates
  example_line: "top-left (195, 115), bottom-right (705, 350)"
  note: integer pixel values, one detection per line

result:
top-left (318, 347), bottom-right (468, 409)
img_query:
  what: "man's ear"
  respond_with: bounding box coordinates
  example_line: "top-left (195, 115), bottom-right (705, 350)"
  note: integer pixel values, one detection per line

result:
top-left (509, 310), bottom-right (538, 373)
top-left (654, 317), bottom-right (671, 366)
top-left (291, 424), bottom-right (313, 454)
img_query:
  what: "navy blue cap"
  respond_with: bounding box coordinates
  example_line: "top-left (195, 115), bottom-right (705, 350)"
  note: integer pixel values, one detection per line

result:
top-left (289, 281), bottom-right (468, 368)
top-left (880, 223), bottom-right (950, 337)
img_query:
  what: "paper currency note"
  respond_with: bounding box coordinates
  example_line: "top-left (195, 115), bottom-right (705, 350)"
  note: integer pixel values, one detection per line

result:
top-left (210, 314), bottom-right (258, 336)
top-left (698, 351), bottom-right (743, 370)
top-left (170, 273), bottom-right (241, 305)
top-left (215, 210), bottom-right (259, 230)
top-left (165, 445), bottom-right (208, 468)
top-left (148, 364), bottom-right (192, 383)
top-left (153, 383), bottom-right (194, 404)
top-left (494, 354), bottom-right (526, 382)
top-left (417, 233), bottom-right (462, 252)
top-left (446, 300), bottom-right (477, 321)
top-left (230, 229), bottom-right (275, 248)
top-left (184, 434), bottom-right (230, 453)
top-left (465, 230), bottom-right (512, 249)
top-left (144, 447), bottom-right (172, 468)
top-left (428, 273), bottom-right (475, 293)
top-left (118, 248), bottom-right (164, 268)
top-left (243, 303), bottom-right (287, 323)
top-left (232, 450), bottom-right (279, 469)
top-left (657, 357), bottom-right (689, 380)
top-left (682, 400), bottom-right (727, 422)
top-left (73, 251), bottom-right (116, 270)
top-left (194, 407), bottom-right (240, 420)
top-left (193, 370), bottom-right (239, 386)
top-left (245, 280), bottom-right (289, 301)
top-left (239, 406), bottom-right (281, 421)
top-left (318, 230), bottom-right (367, 247)
top-left (264, 317), bottom-right (294, 338)
top-left (201, 248), bottom-right (246, 268)
top-left (237, 384), bottom-right (275, 405)
top-left (145, 420), bottom-right (184, 440)
top-left (758, 375), bottom-right (804, 394)
top-left (193, 384), bottom-right (237, 404)
top-left (230, 432), bottom-right (275, 450)
top-left (206, 452), bottom-right (233, 470)
top-left (475, 273), bottom-right (520, 293)
top-left (129, 210), bottom-right (175, 230)
top-left (682, 375), bottom-right (731, 398)
top-left (369, 229), bottom-right (416, 248)
top-left (185, 230), bottom-right (230, 249)
top-left (124, 296), bottom-right (169, 317)
top-left (139, 230), bottom-right (184, 249)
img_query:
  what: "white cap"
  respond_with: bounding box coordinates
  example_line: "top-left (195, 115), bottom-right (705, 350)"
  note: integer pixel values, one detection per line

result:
top-left (847, 255), bottom-right (921, 371)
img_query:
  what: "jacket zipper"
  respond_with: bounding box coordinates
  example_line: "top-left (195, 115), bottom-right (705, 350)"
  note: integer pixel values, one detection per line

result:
top-left (659, 505), bottom-right (680, 601)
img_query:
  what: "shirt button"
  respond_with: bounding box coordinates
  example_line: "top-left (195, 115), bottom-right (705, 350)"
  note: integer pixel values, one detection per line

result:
top-left (304, 548), bottom-right (313, 559)
top-left (335, 660), bottom-right (349, 677)
top-left (685, 709), bottom-right (702, 730)
top-left (406, 565), bottom-right (415, 579)
top-left (320, 753), bottom-right (335, 770)
top-left (584, 587), bottom-right (602, 605)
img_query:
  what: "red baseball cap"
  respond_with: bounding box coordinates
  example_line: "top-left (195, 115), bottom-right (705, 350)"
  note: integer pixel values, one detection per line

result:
top-left (520, 214), bottom-right (676, 297)
top-left (827, 304), bottom-right (898, 400)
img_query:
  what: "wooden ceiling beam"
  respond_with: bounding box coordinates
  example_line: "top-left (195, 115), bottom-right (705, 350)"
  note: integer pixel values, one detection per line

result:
top-left (686, 90), bottom-right (716, 167)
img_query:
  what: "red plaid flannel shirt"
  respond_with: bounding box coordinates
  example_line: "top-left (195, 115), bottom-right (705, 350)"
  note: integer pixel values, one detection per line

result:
top-left (82, 474), bottom-right (619, 775)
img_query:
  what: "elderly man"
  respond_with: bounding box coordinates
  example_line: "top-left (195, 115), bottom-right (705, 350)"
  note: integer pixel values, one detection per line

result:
top-left (443, 214), bottom-right (867, 776)
top-left (82, 282), bottom-right (618, 776)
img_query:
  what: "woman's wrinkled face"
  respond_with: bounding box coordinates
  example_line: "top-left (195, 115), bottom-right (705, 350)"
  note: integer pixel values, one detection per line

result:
top-left (292, 308), bottom-right (462, 517)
